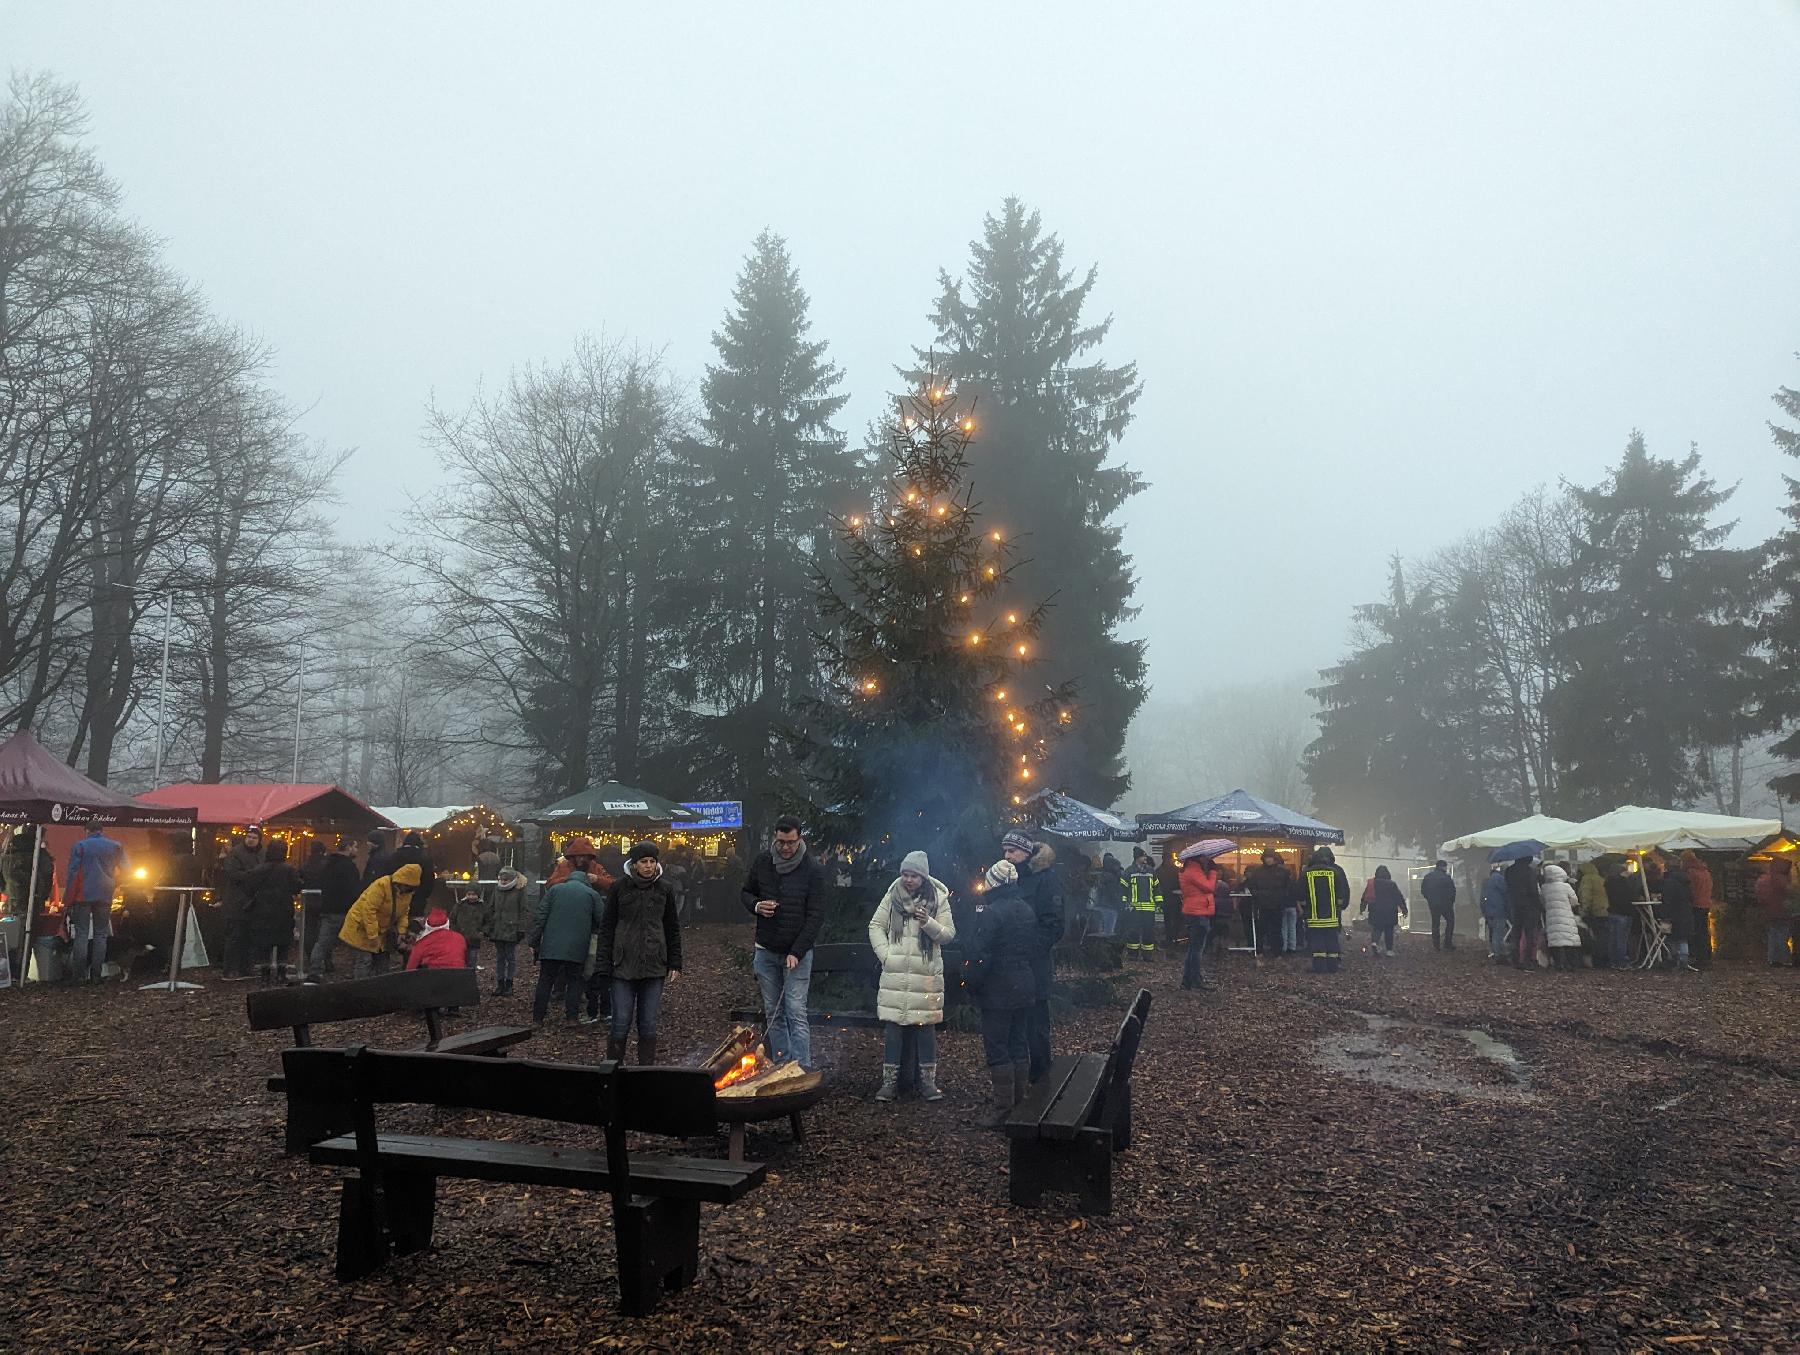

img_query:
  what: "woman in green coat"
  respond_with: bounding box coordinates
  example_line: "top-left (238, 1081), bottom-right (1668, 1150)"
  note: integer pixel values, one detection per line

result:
top-left (527, 871), bottom-right (603, 1025)
top-left (483, 866), bottom-right (531, 995)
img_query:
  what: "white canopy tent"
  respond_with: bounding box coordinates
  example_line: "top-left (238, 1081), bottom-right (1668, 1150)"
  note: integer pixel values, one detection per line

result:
top-left (1440, 814), bottom-right (1582, 855)
top-left (1541, 806), bottom-right (1782, 853)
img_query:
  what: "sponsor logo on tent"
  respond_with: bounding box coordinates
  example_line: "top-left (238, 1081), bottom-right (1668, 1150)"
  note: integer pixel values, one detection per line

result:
top-left (603, 800), bottom-right (650, 812)
top-left (1217, 810), bottom-right (1265, 822)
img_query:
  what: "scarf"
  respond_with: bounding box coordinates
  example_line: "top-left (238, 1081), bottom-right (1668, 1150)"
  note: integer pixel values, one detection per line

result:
top-left (885, 875), bottom-right (945, 958)
top-left (773, 843), bottom-right (808, 876)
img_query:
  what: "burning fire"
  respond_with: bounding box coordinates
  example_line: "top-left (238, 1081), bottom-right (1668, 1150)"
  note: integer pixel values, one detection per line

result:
top-left (714, 1050), bottom-right (771, 1091)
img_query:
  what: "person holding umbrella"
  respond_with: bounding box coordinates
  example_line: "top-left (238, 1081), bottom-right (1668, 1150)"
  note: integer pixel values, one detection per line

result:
top-left (1177, 841), bottom-right (1231, 990)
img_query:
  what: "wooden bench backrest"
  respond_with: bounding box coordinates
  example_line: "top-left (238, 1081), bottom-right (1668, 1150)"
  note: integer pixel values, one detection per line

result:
top-left (1109, 988), bottom-right (1153, 1085)
top-left (281, 1046), bottom-right (718, 1138)
top-left (808, 942), bottom-right (881, 975)
top-left (247, 969), bottom-right (478, 1036)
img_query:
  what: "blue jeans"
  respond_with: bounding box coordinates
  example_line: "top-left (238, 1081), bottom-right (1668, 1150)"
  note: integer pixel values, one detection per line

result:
top-left (883, 1022), bottom-right (937, 1064)
top-left (753, 947), bottom-right (813, 1069)
top-left (1281, 906), bottom-right (1298, 953)
top-left (1484, 915), bottom-right (1507, 959)
top-left (1181, 916), bottom-right (1211, 988)
top-left (492, 940), bottom-right (517, 989)
top-left (309, 916), bottom-right (344, 976)
top-left (1605, 914), bottom-right (1630, 968)
top-left (65, 902), bottom-right (111, 980)
top-left (610, 976), bottom-right (665, 1042)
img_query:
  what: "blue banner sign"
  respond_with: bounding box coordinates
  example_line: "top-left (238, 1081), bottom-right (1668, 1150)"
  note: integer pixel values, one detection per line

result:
top-left (681, 801), bottom-right (744, 830)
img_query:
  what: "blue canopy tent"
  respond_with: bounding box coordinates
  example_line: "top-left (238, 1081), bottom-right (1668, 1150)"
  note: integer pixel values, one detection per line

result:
top-left (1136, 789), bottom-right (1345, 954)
top-left (1034, 792), bottom-right (1142, 843)
top-left (1136, 789), bottom-right (1344, 844)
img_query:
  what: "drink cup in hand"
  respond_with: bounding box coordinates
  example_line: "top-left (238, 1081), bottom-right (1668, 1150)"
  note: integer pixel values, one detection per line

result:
top-left (757, 899), bottom-right (778, 917)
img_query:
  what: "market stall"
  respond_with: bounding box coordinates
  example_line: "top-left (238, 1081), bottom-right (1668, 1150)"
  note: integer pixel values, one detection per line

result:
top-left (133, 783), bottom-right (395, 962)
top-left (1439, 814), bottom-right (1583, 855)
top-left (522, 781), bottom-right (723, 918)
top-left (366, 804), bottom-right (519, 884)
top-left (0, 730), bottom-right (197, 985)
top-left (1136, 788), bottom-right (1344, 878)
top-left (1035, 792), bottom-right (1142, 844)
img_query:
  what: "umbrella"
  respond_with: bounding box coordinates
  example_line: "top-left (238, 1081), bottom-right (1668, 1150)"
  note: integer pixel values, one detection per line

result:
top-left (1178, 838), bottom-right (1236, 862)
top-left (1487, 839), bottom-right (1544, 864)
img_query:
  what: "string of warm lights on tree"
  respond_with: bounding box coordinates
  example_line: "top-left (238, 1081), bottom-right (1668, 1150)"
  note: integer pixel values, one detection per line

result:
top-left (809, 378), bottom-right (1077, 874)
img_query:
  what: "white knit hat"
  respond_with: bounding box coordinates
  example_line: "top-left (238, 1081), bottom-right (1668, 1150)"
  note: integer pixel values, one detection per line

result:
top-left (900, 850), bottom-right (930, 876)
top-left (985, 859), bottom-right (1018, 888)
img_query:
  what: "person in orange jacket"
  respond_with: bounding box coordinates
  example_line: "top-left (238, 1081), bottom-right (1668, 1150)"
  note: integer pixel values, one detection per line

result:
top-left (1178, 852), bottom-right (1219, 991)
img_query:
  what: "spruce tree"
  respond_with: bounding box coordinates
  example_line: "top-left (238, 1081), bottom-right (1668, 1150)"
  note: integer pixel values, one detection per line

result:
top-left (1551, 431), bottom-right (1764, 812)
top-left (674, 231), bottom-right (854, 833)
top-left (923, 199), bottom-right (1145, 807)
top-left (807, 381), bottom-right (1075, 888)
top-left (1760, 360), bottom-right (1800, 797)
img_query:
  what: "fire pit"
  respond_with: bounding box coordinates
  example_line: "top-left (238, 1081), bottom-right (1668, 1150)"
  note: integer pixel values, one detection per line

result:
top-left (702, 1026), bottom-right (830, 1162)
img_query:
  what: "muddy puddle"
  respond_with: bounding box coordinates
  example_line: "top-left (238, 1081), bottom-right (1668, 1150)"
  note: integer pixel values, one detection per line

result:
top-left (1313, 1011), bottom-right (1534, 1103)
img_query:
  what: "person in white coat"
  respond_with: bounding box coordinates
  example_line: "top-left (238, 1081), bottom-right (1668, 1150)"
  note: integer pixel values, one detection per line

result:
top-left (868, 849), bottom-right (956, 1103)
top-left (1540, 863), bottom-right (1584, 971)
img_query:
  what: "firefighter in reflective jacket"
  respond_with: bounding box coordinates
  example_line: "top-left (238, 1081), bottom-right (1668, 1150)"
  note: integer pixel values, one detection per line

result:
top-left (1123, 852), bottom-right (1161, 954)
top-left (1303, 846), bottom-right (1352, 973)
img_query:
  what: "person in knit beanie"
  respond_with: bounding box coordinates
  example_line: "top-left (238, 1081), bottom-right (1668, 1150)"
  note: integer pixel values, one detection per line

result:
top-left (966, 858), bottom-right (1037, 1122)
top-left (867, 849), bottom-right (956, 1104)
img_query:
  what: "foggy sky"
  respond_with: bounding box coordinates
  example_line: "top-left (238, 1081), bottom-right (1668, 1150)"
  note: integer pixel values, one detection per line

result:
top-left (9, 1), bottom-right (1800, 700)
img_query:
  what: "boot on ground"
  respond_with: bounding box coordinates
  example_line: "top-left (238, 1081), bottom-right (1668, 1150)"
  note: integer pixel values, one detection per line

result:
top-left (874, 1063), bottom-right (899, 1102)
top-left (917, 1063), bottom-right (944, 1102)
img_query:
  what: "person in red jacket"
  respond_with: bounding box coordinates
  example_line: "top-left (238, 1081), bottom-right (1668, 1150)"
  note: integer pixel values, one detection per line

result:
top-left (407, 908), bottom-right (468, 971)
top-left (1178, 852), bottom-right (1219, 992)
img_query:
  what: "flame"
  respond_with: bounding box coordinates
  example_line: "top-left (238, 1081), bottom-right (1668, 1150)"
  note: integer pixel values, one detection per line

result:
top-left (714, 1050), bottom-right (770, 1091)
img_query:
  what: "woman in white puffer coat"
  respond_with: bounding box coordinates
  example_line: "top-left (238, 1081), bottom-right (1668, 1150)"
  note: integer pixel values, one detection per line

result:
top-left (1540, 863), bottom-right (1583, 971)
top-left (868, 849), bottom-right (956, 1103)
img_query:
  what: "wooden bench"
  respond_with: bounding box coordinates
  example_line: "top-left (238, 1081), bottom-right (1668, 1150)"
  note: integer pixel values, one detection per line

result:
top-left (284, 1046), bottom-right (765, 1315)
top-left (1004, 987), bottom-right (1152, 1215)
top-left (247, 968), bottom-right (532, 1153)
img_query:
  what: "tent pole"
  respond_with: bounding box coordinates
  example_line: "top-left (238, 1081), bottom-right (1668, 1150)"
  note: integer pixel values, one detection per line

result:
top-left (17, 825), bottom-right (45, 986)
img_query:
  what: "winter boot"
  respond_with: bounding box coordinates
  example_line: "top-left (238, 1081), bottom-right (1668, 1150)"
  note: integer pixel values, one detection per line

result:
top-left (1012, 1062), bottom-right (1029, 1106)
top-left (988, 1063), bottom-right (1016, 1126)
top-left (874, 1063), bottom-right (900, 1102)
top-left (605, 1037), bottom-right (627, 1063)
top-left (917, 1064), bottom-right (944, 1102)
top-left (637, 1036), bottom-right (658, 1066)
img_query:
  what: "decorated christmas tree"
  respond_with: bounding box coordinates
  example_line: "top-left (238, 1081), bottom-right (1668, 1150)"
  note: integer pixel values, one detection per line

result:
top-left (807, 380), bottom-right (1076, 890)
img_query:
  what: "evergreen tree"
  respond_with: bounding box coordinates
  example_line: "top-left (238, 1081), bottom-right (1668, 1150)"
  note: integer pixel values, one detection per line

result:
top-left (1305, 558), bottom-right (1512, 853)
top-left (1760, 359), bottom-right (1800, 797)
top-left (674, 231), bottom-right (854, 833)
top-left (806, 382), bottom-right (1075, 887)
top-left (1552, 431), bottom-right (1764, 812)
top-left (923, 199), bottom-right (1145, 807)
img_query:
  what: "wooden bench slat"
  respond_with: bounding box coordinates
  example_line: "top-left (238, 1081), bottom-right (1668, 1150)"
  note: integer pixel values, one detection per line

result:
top-left (247, 968), bottom-right (478, 1031)
top-left (1037, 1055), bottom-right (1110, 1142)
top-left (1003, 1056), bottom-right (1083, 1138)
top-left (310, 1133), bottom-right (765, 1202)
top-left (431, 1026), bottom-right (534, 1056)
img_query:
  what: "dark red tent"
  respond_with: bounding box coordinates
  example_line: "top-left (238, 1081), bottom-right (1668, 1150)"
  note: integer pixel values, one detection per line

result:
top-left (135, 783), bottom-right (393, 833)
top-left (0, 731), bottom-right (197, 985)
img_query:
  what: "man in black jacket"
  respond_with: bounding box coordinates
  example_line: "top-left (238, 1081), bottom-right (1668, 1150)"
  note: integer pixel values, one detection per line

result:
top-left (306, 837), bottom-right (365, 980)
top-left (1002, 831), bottom-right (1062, 1081)
top-left (1421, 860), bottom-right (1458, 950)
top-left (361, 829), bottom-right (396, 888)
top-left (740, 816), bottom-right (826, 1069)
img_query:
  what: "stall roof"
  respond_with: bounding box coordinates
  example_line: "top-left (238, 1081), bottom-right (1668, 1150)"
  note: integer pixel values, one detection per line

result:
top-left (1136, 789), bottom-right (1344, 844)
top-left (0, 730), bottom-right (197, 828)
top-left (521, 781), bottom-right (699, 827)
top-left (137, 783), bottom-right (394, 829)
top-left (1440, 813), bottom-right (1583, 855)
top-left (1541, 806), bottom-right (1783, 853)
top-left (1036, 793), bottom-right (1141, 842)
top-left (367, 805), bottom-right (476, 830)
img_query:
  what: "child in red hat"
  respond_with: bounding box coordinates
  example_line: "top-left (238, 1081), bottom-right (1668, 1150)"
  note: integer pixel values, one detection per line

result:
top-left (406, 907), bottom-right (469, 971)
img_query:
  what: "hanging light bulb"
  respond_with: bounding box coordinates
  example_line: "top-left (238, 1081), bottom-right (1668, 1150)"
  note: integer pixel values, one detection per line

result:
top-left (991, 531), bottom-right (1002, 542)
top-left (959, 594), bottom-right (971, 604)
top-left (936, 505), bottom-right (947, 517)
top-left (985, 567), bottom-right (995, 578)
top-left (1006, 613), bottom-right (1017, 624)
top-left (849, 515), bottom-right (863, 528)
top-left (996, 689), bottom-right (1007, 700)
top-left (969, 633), bottom-right (982, 645)
top-left (962, 418), bottom-right (974, 432)
top-left (912, 546), bottom-right (922, 557)
top-left (906, 490), bottom-right (917, 502)
top-left (862, 679), bottom-right (878, 693)
top-left (1017, 643), bottom-right (1028, 657)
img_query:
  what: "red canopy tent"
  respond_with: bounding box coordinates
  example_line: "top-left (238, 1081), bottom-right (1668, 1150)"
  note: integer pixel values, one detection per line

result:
top-left (0, 731), bottom-right (197, 984)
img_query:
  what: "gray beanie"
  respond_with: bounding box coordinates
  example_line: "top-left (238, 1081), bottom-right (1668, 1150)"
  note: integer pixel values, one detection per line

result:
top-left (1001, 831), bottom-right (1035, 855)
top-left (900, 849), bottom-right (930, 876)
top-left (986, 859), bottom-right (1018, 888)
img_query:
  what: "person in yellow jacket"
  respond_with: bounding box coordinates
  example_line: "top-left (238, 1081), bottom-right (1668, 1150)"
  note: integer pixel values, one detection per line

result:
top-left (338, 863), bottom-right (422, 979)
